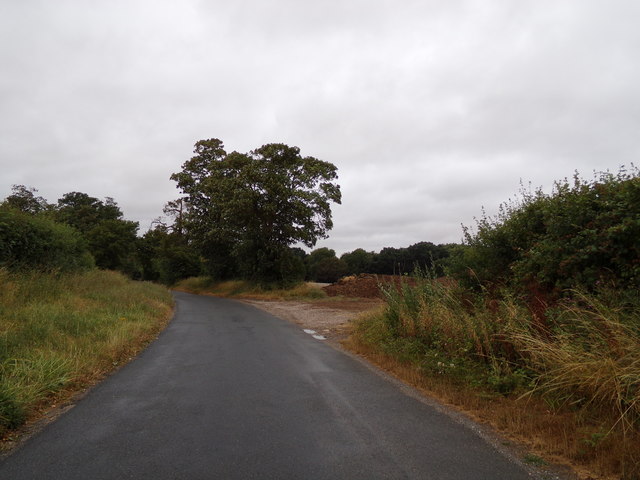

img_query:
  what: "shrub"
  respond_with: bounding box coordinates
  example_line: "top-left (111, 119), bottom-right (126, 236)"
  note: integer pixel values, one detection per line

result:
top-left (450, 167), bottom-right (640, 296)
top-left (0, 208), bottom-right (94, 272)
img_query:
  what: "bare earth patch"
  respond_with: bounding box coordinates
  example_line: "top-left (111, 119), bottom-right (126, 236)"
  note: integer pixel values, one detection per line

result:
top-left (242, 298), bottom-right (383, 342)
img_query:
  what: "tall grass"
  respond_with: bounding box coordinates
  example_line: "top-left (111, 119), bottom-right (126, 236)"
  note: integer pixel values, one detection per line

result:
top-left (174, 276), bottom-right (327, 300)
top-left (0, 269), bottom-right (173, 437)
top-left (513, 292), bottom-right (640, 430)
top-left (351, 275), bottom-right (640, 479)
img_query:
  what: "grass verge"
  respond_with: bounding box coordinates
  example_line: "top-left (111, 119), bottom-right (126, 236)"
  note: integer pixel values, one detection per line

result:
top-left (0, 269), bottom-right (173, 441)
top-left (345, 278), bottom-right (640, 480)
top-left (174, 276), bottom-right (328, 300)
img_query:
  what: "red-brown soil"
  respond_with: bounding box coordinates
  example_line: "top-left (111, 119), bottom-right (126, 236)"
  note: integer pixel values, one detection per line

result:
top-left (322, 274), bottom-right (415, 298)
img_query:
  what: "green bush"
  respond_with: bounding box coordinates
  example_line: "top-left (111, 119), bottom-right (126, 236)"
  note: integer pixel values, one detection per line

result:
top-left (0, 208), bottom-right (94, 272)
top-left (450, 168), bottom-right (640, 295)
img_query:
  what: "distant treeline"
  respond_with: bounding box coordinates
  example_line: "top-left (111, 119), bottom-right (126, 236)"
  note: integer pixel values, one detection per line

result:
top-left (306, 243), bottom-right (453, 283)
top-left (3, 157), bottom-right (640, 296)
top-left (3, 164), bottom-right (640, 293)
top-left (0, 184), bottom-right (452, 284)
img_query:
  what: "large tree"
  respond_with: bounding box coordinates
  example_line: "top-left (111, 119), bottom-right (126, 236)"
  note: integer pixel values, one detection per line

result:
top-left (171, 138), bottom-right (341, 285)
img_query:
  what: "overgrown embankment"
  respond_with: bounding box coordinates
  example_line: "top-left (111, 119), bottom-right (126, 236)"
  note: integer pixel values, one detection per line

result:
top-left (348, 278), bottom-right (639, 479)
top-left (348, 169), bottom-right (640, 480)
top-left (0, 269), bottom-right (173, 439)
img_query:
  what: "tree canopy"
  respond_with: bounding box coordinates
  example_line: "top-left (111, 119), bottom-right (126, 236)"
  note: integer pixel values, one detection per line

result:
top-left (305, 247), bottom-right (347, 283)
top-left (171, 138), bottom-right (341, 285)
top-left (3, 185), bottom-right (50, 214)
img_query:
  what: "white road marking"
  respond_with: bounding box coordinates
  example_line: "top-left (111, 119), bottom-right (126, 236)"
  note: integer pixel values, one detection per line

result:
top-left (302, 329), bottom-right (326, 340)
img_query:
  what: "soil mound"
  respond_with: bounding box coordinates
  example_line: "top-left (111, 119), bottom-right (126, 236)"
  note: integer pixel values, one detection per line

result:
top-left (322, 274), bottom-right (414, 298)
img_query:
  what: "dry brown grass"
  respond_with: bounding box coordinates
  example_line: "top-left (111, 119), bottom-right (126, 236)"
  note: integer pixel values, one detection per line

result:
top-left (174, 277), bottom-right (328, 300)
top-left (345, 315), bottom-right (640, 480)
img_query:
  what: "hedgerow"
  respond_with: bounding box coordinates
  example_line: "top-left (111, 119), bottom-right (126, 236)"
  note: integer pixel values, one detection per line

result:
top-left (0, 208), bottom-right (93, 272)
top-left (450, 167), bottom-right (640, 296)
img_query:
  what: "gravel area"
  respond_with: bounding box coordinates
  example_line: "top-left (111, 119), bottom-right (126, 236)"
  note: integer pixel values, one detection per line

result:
top-left (242, 298), bottom-right (383, 342)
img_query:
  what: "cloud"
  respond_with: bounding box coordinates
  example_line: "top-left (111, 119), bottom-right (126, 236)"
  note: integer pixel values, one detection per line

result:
top-left (1, 0), bottom-right (639, 255)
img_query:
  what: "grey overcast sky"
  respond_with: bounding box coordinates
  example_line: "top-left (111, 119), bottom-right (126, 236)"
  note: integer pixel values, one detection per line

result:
top-left (1, 1), bottom-right (639, 255)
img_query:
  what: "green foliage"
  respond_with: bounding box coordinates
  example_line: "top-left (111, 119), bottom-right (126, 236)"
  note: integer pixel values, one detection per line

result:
top-left (2, 188), bottom-right (146, 278)
top-left (340, 248), bottom-right (374, 275)
top-left (138, 226), bottom-right (202, 285)
top-left (54, 192), bottom-right (140, 275)
top-left (55, 192), bottom-right (122, 231)
top-left (154, 242), bottom-right (202, 285)
top-left (369, 242), bottom-right (450, 276)
top-left (451, 168), bottom-right (640, 295)
top-left (337, 243), bottom-right (455, 277)
top-left (305, 247), bottom-right (348, 283)
top-left (1, 185), bottom-right (50, 214)
top-left (515, 171), bottom-right (640, 291)
top-left (86, 219), bottom-right (140, 275)
top-left (0, 208), bottom-right (94, 272)
top-left (0, 387), bottom-right (26, 429)
top-left (171, 138), bottom-right (341, 287)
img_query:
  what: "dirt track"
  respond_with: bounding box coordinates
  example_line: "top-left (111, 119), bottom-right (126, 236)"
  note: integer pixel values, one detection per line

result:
top-left (243, 275), bottom-right (404, 341)
top-left (242, 297), bottom-right (383, 342)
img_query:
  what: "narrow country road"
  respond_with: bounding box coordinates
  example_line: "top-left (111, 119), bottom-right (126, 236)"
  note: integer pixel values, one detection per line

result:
top-left (0, 292), bottom-right (546, 479)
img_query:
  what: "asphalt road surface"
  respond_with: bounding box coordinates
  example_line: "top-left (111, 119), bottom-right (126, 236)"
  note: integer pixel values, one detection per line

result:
top-left (0, 291), bottom-right (546, 479)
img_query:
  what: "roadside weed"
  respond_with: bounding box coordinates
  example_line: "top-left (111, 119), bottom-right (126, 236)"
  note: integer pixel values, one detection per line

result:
top-left (0, 270), bottom-right (173, 435)
top-left (349, 274), bottom-right (640, 479)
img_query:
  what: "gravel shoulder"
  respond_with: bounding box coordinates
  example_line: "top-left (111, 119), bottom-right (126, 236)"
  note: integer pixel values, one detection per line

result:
top-left (241, 297), bottom-right (383, 342)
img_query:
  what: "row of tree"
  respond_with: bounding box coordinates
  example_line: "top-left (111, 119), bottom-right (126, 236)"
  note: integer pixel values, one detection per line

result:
top-left (305, 243), bottom-right (453, 283)
top-left (6, 137), bottom-right (636, 294)
top-left (163, 139), bottom-right (458, 284)
top-left (2, 138), bottom-right (455, 285)
top-left (0, 183), bottom-right (453, 285)
top-left (1, 187), bottom-right (139, 275)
